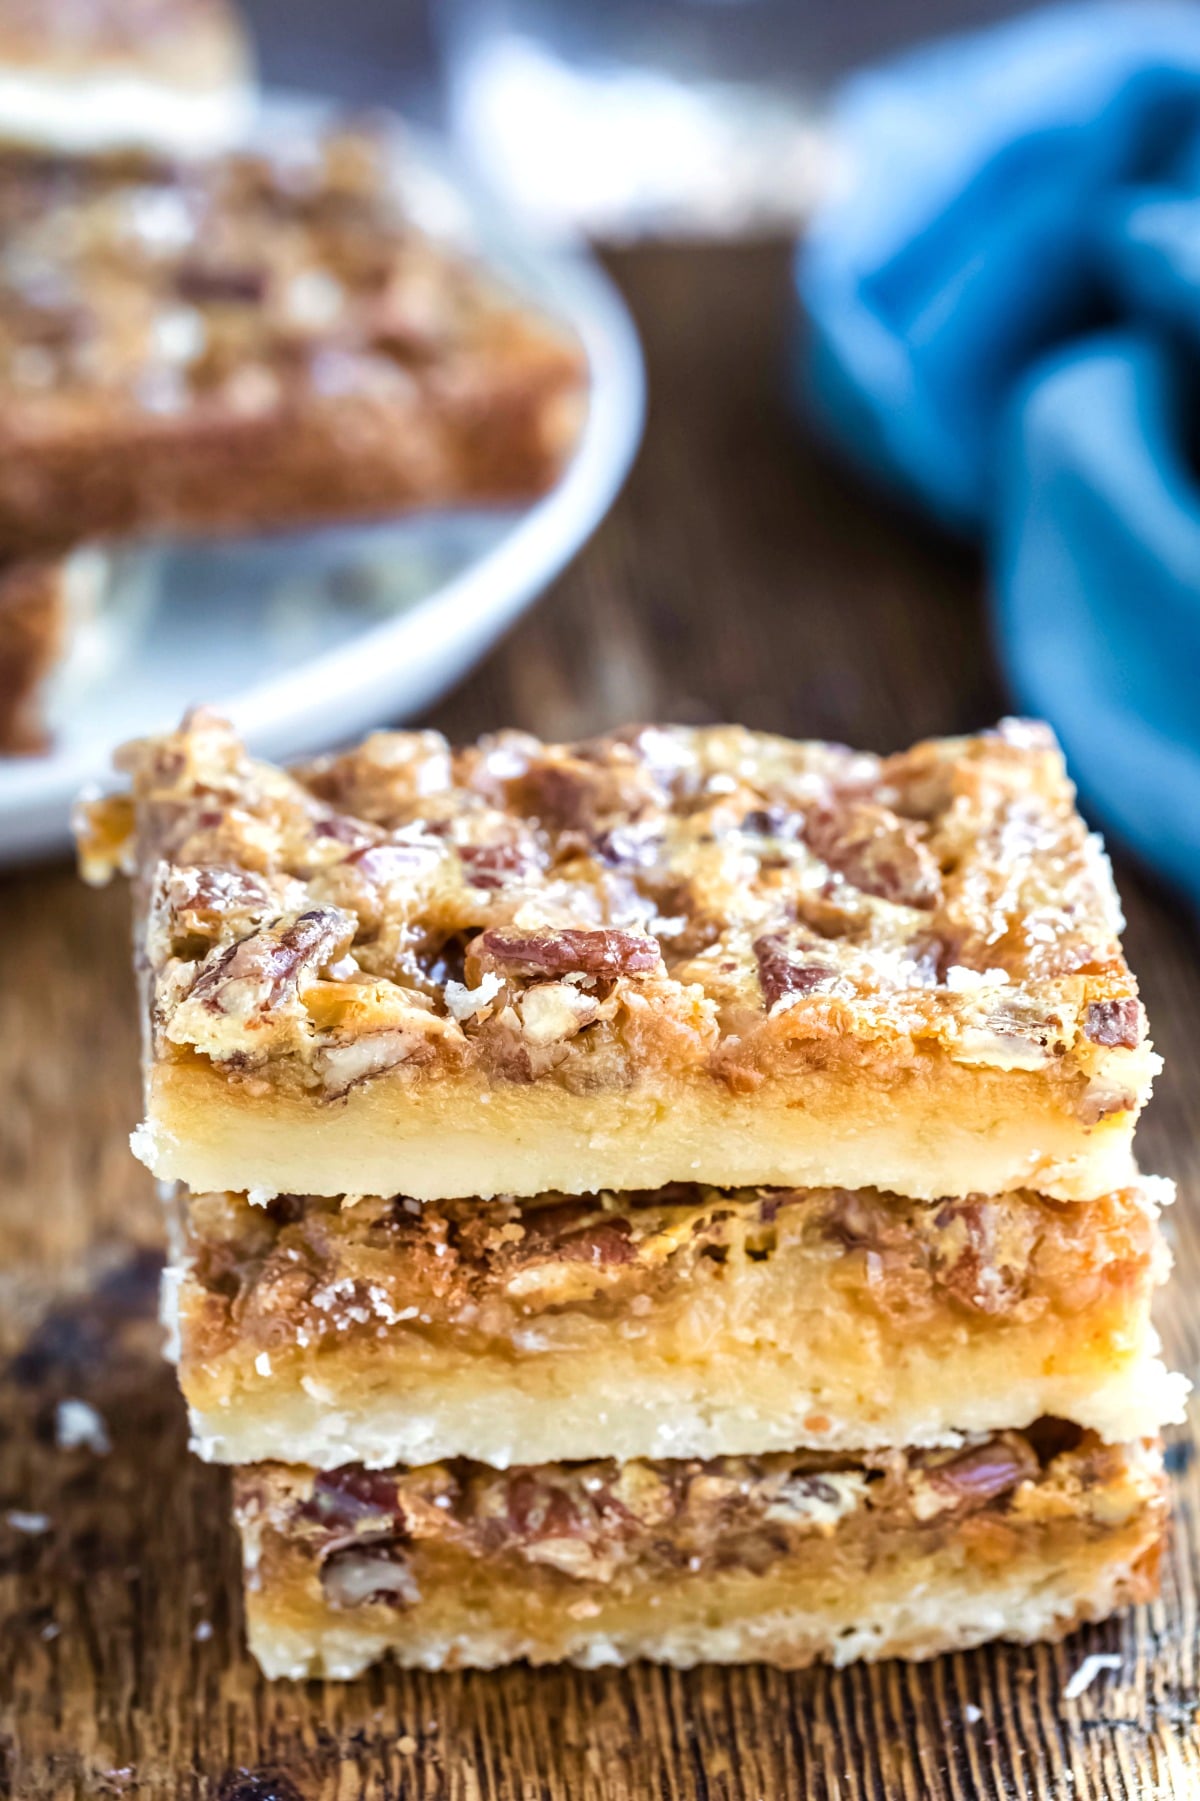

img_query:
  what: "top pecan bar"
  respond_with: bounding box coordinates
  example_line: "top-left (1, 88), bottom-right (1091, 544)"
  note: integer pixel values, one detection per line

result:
top-left (78, 712), bottom-right (1157, 1203)
top-left (0, 124), bottom-right (582, 554)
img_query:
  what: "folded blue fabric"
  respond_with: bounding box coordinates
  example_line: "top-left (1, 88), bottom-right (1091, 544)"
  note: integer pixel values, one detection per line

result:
top-left (799, 1), bottom-right (1200, 907)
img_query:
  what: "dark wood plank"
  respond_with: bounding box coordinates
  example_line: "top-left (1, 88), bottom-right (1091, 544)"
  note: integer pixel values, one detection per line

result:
top-left (2, 242), bottom-right (1198, 1799)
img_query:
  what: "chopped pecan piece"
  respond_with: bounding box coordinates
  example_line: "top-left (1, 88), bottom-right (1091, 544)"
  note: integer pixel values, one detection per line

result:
top-left (757, 1189), bottom-right (807, 1225)
top-left (503, 746), bottom-right (665, 836)
top-left (953, 1000), bottom-right (1063, 1070)
top-left (805, 801), bottom-right (942, 909)
top-left (346, 837), bottom-right (444, 886)
top-left (922, 1436), bottom-right (1039, 1512)
top-left (149, 862), bottom-right (300, 961)
top-left (753, 934), bottom-right (841, 1010)
top-left (304, 1467), bottom-right (400, 1531)
top-left (311, 812), bottom-right (376, 851)
top-left (500, 1474), bottom-right (586, 1546)
top-left (186, 908), bottom-right (352, 1016)
top-left (592, 822), bottom-right (664, 871)
top-left (475, 926), bottom-right (661, 982)
top-left (458, 841), bottom-right (536, 889)
top-left (175, 262), bottom-right (269, 305)
top-left (506, 760), bottom-right (599, 833)
top-left (550, 1217), bottom-right (636, 1268)
top-left (517, 981), bottom-right (601, 1045)
top-left (740, 805), bottom-right (803, 840)
top-left (1083, 998), bottom-right (1142, 1050)
top-left (163, 863), bottom-right (279, 920)
top-left (930, 1199), bottom-right (1027, 1316)
top-left (820, 1188), bottom-right (895, 1250)
top-left (320, 1545), bottom-right (420, 1611)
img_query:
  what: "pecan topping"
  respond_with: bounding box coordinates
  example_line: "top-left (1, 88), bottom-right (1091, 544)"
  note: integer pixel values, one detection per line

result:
top-left (1083, 998), bottom-right (1142, 1050)
top-left (239, 1426), bottom-right (1133, 1619)
top-left (104, 709), bottom-right (1147, 1097)
top-left (753, 934), bottom-right (841, 1010)
top-left (476, 927), bottom-right (661, 981)
top-left (805, 802), bottom-right (942, 909)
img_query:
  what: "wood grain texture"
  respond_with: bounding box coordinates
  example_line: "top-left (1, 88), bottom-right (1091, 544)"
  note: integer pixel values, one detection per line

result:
top-left (2, 242), bottom-right (1199, 1799)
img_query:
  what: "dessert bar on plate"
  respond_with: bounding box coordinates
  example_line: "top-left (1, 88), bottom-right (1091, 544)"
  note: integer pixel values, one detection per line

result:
top-left (0, 125), bottom-right (584, 557)
top-left (0, 558), bottom-right (72, 754)
top-left (81, 711), bottom-right (1158, 1204)
top-left (0, 549), bottom-right (112, 754)
top-left (167, 1178), bottom-right (1183, 1470)
top-left (233, 1430), bottom-right (1167, 1679)
top-left (0, 0), bottom-right (254, 156)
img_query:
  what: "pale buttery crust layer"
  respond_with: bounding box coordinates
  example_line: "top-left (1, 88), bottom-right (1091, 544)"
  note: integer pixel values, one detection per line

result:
top-left (233, 1431), bottom-right (1166, 1678)
top-left (0, 134), bottom-right (583, 555)
top-left (79, 713), bottom-right (1155, 1203)
top-left (170, 1181), bottom-right (1185, 1468)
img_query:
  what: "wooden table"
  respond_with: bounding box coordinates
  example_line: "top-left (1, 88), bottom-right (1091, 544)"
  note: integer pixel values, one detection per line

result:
top-left (2, 244), bottom-right (1198, 1799)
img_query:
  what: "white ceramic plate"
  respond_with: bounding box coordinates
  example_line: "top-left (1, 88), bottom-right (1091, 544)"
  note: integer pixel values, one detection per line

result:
top-left (0, 102), bottom-right (645, 864)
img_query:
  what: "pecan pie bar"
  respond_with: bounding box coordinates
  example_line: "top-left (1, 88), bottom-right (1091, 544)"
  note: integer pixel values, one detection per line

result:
top-left (0, 0), bottom-right (253, 157)
top-left (0, 128), bottom-right (583, 556)
top-left (167, 1179), bottom-right (1183, 1470)
top-left (233, 1428), bottom-right (1166, 1678)
top-left (80, 712), bottom-right (1157, 1204)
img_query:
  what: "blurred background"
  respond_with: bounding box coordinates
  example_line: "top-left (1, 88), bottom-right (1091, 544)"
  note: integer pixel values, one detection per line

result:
top-left (247, 0), bottom-right (1029, 229)
top-left (244, 0), bottom-right (1026, 122)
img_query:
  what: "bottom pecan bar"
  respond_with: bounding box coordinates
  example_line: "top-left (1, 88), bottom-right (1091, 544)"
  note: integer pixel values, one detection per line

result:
top-left (233, 1427), bottom-right (1165, 1679)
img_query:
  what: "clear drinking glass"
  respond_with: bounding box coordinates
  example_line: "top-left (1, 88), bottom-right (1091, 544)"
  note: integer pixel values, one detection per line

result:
top-left (438, 0), bottom-right (828, 240)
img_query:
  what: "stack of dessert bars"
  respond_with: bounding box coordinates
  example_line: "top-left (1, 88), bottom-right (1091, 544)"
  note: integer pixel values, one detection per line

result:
top-left (79, 709), bottom-right (1184, 1680)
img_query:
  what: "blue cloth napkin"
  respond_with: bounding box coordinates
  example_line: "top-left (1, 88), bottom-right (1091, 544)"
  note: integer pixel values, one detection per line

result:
top-left (799, 1), bottom-right (1200, 908)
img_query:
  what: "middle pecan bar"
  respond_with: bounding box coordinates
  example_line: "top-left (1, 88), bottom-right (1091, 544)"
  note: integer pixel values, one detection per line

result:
top-left (165, 1178), bottom-right (1184, 1470)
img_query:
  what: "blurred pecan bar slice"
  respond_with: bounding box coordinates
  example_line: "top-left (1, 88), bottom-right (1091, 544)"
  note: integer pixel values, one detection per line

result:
top-left (0, 125), bottom-right (583, 556)
top-left (0, 557), bottom-right (70, 754)
top-left (79, 712), bottom-right (1158, 1205)
top-left (233, 1428), bottom-right (1167, 1677)
top-left (167, 1178), bottom-right (1184, 1470)
top-left (0, 549), bottom-right (111, 754)
top-left (0, 0), bottom-right (253, 156)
